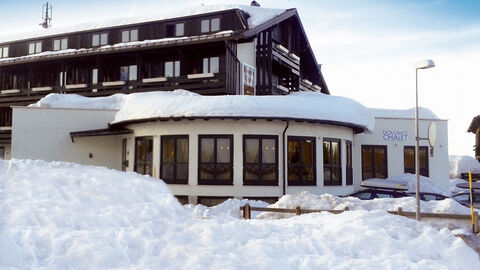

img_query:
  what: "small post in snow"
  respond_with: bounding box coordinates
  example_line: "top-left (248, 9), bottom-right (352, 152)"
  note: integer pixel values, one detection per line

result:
top-left (295, 206), bottom-right (301, 216)
top-left (243, 203), bottom-right (251, 219)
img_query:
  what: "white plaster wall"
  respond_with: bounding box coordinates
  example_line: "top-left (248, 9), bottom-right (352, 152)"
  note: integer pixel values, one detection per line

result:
top-left (12, 107), bottom-right (123, 170)
top-left (125, 119), bottom-right (355, 202)
top-left (354, 117), bottom-right (449, 191)
top-left (236, 41), bottom-right (256, 68)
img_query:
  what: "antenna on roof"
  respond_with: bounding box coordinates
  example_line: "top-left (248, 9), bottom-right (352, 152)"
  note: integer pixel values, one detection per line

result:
top-left (39, 2), bottom-right (52, 29)
top-left (250, 1), bottom-right (261, 7)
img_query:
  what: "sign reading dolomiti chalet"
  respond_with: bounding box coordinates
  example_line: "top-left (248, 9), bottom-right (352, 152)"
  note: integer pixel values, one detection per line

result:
top-left (382, 130), bottom-right (408, 141)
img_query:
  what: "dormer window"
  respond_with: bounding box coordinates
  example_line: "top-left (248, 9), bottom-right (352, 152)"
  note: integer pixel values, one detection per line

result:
top-left (0, 46), bottom-right (8, 58)
top-left (28, 41), bottom-right (42, 55)
top-left (121, 29), bottom-right (138, 43)
top-left (166, 23), bottom-right (184, 37)
top-left (92, 33), bottom-right (108, 47)
top-left (53, 38), bottom-right (68, 51)
top-left (201, 18), bottom-right (220, 33)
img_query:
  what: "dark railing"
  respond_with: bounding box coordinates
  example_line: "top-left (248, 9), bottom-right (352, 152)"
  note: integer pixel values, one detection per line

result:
top-left (0, 108), bottom-right (12, 127)
top-left (0, 72), bottom-right (229, 108)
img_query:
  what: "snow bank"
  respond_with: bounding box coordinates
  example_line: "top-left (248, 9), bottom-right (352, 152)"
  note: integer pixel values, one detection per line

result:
top-left (2, 159), bottom-right (479, 269)
top-left (29, 93), bottom-right (126, 110)
top-left (257, 192), bottom-right (471, 219)
top-left (449, 155), bottom-right (480, 179)
top-left (371, 107), bottom-right (440, 119)
top-left (0, 5), bottom-right (285, 44)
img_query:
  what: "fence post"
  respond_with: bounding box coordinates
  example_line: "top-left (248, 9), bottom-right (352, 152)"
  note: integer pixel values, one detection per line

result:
top-left (296, 206), bottom-right (301, 216)
top-left (397, 207), bottom-right (403, 216)
top-left (474, 211), bottom-right (479, 234)
top-left (243, 203), bottom-right (251, 219)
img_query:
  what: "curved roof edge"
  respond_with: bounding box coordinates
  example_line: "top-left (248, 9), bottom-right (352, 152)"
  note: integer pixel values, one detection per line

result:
top-left (108, 115), bottom-right (366, 134)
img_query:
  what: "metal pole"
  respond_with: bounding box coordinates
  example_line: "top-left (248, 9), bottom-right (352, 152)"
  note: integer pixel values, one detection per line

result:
top-left (415, 68), bottom-right (421, 221)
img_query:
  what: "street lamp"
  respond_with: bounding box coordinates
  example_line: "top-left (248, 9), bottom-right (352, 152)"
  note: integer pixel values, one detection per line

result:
top-left (415, 59), bottom-right (435, 221)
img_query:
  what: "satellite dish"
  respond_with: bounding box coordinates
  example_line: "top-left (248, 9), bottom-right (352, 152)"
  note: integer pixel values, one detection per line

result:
top-left (428, 122), bottom-right (437, 147)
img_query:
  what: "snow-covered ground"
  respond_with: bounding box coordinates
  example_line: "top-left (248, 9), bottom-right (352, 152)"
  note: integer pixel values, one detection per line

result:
top-left (1, 159), bottom-right (479, 269)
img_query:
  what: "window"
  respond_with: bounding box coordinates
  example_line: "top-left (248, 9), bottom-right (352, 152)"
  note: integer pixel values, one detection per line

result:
top-left (404, 146), bottom-right (429, 177)
top-left (288, 136), bottom-right (316, 186)
top-left (361, 145), bottom-right (387, 180)
top-left (161, 136), bottom-right (189, 184)
top-left (28, 41), bottom-right (42, 54)
top-left (202, 57), bottom-right (219, 73)
top-left (120, 65), bottom-right (138, 81)
top-left (197, 196), bottom-right (230, 206)
top-left (198, 135), bottom-right (233, 185)
top-left (53, 38), bottom-right (68, 51)
top-left (0, 46), bottom-right (8, 58)
top-left (175, 195), bottom-right (189, 205)
top-left (243, 197), bottom-right (278, 204)
top-left (165, 61), bottom-right (180, 77)
top-left (134, 137), bottom-right (153, 176)
top-left (323, 138), bottom-right (342, 186)
top-left (92, 33), bottom-right (108, 46)
top-left (121, 29), bottom-right (138, 43)
top-left (201, 18), bottom-right (220, 33)
top-left (346, 141), bottom-right (353, 185)
top-left (166, 23), bottom-right (184, 37)
top-left (243, 135), bottom-right (278, 186)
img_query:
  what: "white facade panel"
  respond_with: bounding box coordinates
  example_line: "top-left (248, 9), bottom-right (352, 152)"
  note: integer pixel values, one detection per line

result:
top-left (354, 117), bottom-right (449, 190)
top-left (12, 107), bottom-right (123, 170)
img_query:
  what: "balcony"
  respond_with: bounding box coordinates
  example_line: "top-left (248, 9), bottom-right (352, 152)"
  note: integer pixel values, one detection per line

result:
top-left (0, 72), bottom-right (232, 108)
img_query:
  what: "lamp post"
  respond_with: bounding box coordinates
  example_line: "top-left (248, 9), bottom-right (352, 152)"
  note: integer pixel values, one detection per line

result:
top-left (415, 59), bottom-right (435, 221)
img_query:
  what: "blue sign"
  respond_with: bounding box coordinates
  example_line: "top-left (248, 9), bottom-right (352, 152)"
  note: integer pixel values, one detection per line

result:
top-left (382, 130), bottom-right (408, 141)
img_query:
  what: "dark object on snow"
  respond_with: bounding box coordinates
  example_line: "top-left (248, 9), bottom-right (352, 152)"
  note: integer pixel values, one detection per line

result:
top-left (251, 1), bottom-right (261, 7)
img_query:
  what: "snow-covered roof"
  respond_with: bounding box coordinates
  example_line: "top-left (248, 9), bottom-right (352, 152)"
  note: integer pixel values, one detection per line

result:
top-left (370, 107), bottom-right (440, 120)
top-left (30, 90), bottom-right (375, 132)
top-left (0, 5), bottom-right (287, 44)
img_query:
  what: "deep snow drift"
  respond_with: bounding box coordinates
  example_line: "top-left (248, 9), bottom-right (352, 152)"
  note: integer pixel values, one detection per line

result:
top-left (1, 159), bottom-right (479, 269)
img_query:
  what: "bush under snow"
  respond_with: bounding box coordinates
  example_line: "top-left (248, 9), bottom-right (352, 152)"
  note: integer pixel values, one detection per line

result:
top-left (1, 159), bottom-right (479, 269)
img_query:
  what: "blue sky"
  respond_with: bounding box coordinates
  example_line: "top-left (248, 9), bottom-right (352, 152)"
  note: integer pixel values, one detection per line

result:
top-left (0, 0), bottom-right (479, 156)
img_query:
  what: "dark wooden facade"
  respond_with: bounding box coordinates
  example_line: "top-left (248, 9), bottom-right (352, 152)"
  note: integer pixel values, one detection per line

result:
top-left (0, 7), bottom-right (329, 129)
top-left (468, 115), bottom-right (480, 162)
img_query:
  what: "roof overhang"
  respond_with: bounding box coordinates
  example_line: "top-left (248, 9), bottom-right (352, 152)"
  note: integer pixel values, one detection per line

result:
top-left (108, 116), bottom-right (366, 134)
top-left (70, 128), bottom-right (133, 142)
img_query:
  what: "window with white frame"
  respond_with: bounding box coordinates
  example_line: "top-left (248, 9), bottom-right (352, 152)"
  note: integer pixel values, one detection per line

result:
top-left (202, 57), bottom-right (219, 73)
top-left (165, 61), bottom-right (180, 77)
top-left (200, 18), bottom-right (220, 33)
top-left (92, 33), bottom-right (108, 47)
top-left (120, 65), bottom-right (138, 81)
top-left (53, 38), bottom-right (68, 51)
top-left (0, 46), bottom-right (8, 58)
top-left (166, 23), bottom-right (184, 37)
top-left (121, 29), bottom-right (138, 43)
top-left (28, 41), bottom-right (42, 54)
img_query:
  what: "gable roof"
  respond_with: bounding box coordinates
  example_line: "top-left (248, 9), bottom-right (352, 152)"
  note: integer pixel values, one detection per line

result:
top-left (0, 5), bottom-right (286, 45)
